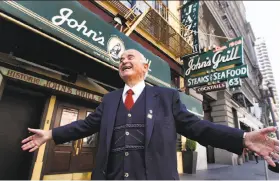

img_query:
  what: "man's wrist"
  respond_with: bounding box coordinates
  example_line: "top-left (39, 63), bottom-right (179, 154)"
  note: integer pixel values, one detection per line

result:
top-left (242, 132), bottom-right (247, 148)
top-left (47, 130), bottom-right (53, 140)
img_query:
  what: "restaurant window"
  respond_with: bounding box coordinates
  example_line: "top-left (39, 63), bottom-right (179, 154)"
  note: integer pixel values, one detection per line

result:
top-left (83, 111), bottom-right (98, 147)
top-left (59, 108), bottom-right (78, 145)
top-left (171, 70), bottom-right (180, 89)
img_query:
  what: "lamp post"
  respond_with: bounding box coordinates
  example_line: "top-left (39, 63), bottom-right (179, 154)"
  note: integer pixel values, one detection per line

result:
top-left (267, 82), bottom-right (277, 105)
top-left (260, 83), bottom-right (279, 139)
top-left (259, 88), bottom-right (269, 180)
top-left (265, 82), bottom-right (279, 139)
top-left (259, 82), bottom-right (280, 179)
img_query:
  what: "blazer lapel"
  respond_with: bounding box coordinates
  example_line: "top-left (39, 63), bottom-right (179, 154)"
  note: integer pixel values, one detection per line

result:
top-left (105, 89), bottom-right (123, 153)
top-left (145, 86), bottom-right (159, 148)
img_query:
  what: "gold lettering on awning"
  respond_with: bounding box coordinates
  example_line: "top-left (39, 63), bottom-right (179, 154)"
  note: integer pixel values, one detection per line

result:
top-left (4, 69), bottom-right (102, 102)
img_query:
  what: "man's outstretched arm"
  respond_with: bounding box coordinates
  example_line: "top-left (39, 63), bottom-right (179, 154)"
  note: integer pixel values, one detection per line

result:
top-left (172, 90), bottom-right (244, 155)
top-left (173, 90), bottom-right (279, 167)
top-left (52, 100), bottom-right (104, 144)
top-left (22, 99), bottom-right (104, 152)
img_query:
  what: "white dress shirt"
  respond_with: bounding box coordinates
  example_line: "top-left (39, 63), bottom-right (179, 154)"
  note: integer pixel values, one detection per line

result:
top-left (122, 80), bottom-right (146, 103)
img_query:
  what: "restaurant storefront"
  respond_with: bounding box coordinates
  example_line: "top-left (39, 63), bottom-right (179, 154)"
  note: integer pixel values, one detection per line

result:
top-left (0, 1), bottom-right (203, 179)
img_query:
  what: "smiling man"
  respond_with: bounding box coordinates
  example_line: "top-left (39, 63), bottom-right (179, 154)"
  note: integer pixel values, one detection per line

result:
top-left (22, 49), bottom-right (279, 180)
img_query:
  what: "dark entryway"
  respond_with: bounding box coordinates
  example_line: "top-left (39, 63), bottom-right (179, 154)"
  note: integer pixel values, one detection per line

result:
top-left (0, 82), bottom-right (46, 179)
top-left (240, 122), bottom-right (251, 132)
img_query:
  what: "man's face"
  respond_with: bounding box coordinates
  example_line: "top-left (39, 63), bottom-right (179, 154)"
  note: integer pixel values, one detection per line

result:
top-left (119, 49), bottom-right (148, 83)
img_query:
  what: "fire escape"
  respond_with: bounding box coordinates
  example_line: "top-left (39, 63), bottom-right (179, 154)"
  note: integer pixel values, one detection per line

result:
top-left (98, 0), bottom-right (193, 58)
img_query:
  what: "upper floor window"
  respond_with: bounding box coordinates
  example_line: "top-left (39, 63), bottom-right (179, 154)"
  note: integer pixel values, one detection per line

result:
top-left (181, 0), bottom-right (191, 5)
top-left (120, 0), bottom-right (135, 8)
top-left (119, 0), bottom-right (169, 21)
top-left (161, 0), bottom-right (168, 6)
top-left (139, 1), bottom-right (168, 12)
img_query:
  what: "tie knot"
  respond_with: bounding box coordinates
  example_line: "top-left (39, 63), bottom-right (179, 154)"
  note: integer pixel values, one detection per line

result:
top-left (127, 89), bottom-right (134, 95)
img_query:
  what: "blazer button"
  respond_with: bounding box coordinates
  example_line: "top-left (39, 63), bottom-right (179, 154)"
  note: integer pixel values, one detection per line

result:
top-left (102, 171), bottom-right (106, 175)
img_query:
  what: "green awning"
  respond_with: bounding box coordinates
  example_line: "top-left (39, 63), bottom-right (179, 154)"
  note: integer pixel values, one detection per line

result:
top-left (0, 1), bottom-right (171, 87)
top-left (179, 92), bottom-right (204, 118)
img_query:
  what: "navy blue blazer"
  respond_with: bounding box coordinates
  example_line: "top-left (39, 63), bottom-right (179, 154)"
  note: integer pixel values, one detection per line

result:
top-left (52, 86), bottom-right (244, 180)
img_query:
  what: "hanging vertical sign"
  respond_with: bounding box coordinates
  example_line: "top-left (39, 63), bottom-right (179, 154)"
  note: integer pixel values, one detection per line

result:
top-left (181, 0), bottom-right (199, 53)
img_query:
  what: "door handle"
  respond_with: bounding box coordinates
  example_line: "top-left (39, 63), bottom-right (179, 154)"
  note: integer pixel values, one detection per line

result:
top-left (72, 140), bottom-right (79, 156)
top-left (77, 139), bottom-right (83, 155)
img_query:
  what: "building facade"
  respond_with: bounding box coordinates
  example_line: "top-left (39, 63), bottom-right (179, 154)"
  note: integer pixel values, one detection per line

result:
top-left (0, 0), bottom-right (265, 180)
top-left (180, 0), bottom-right (264, 169)
top-left (255, 37), bottom-right (279, 116)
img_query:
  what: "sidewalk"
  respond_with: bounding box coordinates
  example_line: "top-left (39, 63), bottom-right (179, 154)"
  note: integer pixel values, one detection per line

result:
top-left (180, 160), bottom-right (279, 180)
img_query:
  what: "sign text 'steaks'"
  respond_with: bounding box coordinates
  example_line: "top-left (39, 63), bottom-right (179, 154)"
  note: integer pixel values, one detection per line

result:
top-left (187, 64), bottom-right (248, 88)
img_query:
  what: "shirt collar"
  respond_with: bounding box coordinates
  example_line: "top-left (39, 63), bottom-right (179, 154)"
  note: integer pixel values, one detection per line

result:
top-left (123, 80), bottom-right (146, 97)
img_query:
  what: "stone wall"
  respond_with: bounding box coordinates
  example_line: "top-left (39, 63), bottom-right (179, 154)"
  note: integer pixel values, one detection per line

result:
top-left (210, 90), bottom-right (240, 165)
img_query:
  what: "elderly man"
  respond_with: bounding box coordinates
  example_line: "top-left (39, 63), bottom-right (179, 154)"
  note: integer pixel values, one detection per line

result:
top-left (22, 49), bottom-right (279, 180)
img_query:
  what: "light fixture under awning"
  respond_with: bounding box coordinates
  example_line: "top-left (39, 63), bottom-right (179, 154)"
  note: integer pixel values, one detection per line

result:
top-left (75, 75), bottom-right (109, 95)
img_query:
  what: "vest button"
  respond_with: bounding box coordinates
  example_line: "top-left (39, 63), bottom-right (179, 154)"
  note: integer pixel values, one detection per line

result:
top-left (125, 131), bottom-right (129, 136)
top-left (124, 172), bottom-right (129, 178)
top-left (125, 152), bottom-right (129, 156)
top-left (128, 113), bottom-right (132, 117)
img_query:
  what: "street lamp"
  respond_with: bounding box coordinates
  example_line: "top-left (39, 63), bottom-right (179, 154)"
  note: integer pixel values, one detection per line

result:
top-left (267, 81), bottom-right (277, 105)
top-left (260, 82), bottom-right (279, 177)
top-left (260, 83), bottom-right (279, 139)
top-left (265, 82), bottom-right (278, 139)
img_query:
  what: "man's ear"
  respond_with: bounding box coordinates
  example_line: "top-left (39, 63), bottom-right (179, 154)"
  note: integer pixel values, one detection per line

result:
top-left (143, 63), bottom-right (149, 71)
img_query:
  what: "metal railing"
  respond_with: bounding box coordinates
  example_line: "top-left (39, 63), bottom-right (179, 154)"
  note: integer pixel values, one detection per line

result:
top-left (104, 0), bottom-right (193, 58)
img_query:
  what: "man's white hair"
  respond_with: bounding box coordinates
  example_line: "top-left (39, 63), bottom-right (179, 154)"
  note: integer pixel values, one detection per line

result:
top-left (139, 52), bottom-right (149, 79)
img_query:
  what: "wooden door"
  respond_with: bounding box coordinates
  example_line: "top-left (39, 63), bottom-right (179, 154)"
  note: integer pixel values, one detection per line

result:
top-left (44, 101), bottom-right (98, 175)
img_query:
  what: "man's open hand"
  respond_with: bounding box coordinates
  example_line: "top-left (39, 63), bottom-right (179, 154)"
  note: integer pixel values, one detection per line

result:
top-left (244, 127), bottom-right (279, 167)
top-left (21, 128), bottom-right (52, 152)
